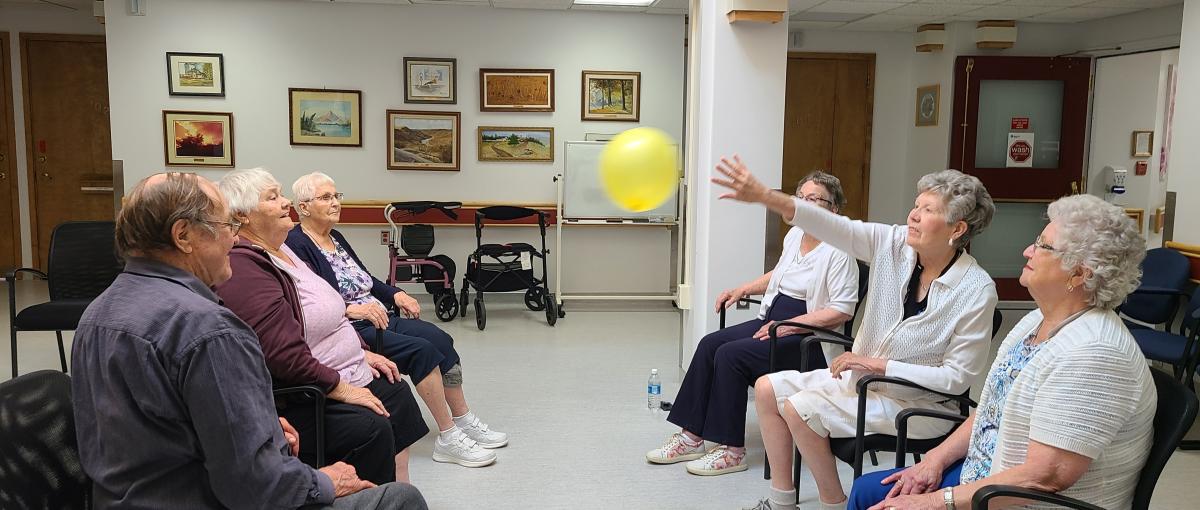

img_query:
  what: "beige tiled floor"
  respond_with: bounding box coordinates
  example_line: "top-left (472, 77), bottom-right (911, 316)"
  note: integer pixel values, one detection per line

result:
top-left (3, 280), bottom-right (1198, 508)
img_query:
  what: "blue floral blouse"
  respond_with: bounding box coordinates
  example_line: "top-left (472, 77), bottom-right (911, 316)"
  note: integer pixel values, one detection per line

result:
top-left (960, 331), bottom-right (1045, 483)
top-left (319, 238), bottom-right (382, 308)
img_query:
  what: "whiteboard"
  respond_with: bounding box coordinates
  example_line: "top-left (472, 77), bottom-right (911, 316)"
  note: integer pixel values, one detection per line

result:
top-left (563, 141), bottom-right (679, 220)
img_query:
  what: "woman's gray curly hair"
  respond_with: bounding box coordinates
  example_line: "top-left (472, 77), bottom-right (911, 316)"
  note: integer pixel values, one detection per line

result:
top-left (917, 169), bottom-right (995, 250)
top-left (1047, 194), bottom-right (1145, 310)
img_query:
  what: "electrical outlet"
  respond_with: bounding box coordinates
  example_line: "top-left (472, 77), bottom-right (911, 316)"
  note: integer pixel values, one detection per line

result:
top-left (735, 300), bottom-right (751, 310)
top-left (380, 230), bottom-right (390, 245)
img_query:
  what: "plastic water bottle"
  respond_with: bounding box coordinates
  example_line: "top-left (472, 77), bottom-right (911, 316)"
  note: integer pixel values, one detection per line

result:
top-left (647, 369), bottom-right (662, 409)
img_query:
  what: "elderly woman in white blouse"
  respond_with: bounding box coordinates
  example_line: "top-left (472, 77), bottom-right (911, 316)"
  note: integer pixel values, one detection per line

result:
top-left (847, 194), bottom-right (1153, 510)
top-left (713, 157), bottom-right (998, 510)
top-left (647, 171), bottom-right (860, 477)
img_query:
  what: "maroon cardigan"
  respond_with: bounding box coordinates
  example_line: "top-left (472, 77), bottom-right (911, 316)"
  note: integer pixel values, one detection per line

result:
top-left (214, 241), bottom-right (340, 393)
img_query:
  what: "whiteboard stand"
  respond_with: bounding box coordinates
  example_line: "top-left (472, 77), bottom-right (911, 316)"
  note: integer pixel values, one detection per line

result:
top-left (553, 173), bottom-right (685, 306)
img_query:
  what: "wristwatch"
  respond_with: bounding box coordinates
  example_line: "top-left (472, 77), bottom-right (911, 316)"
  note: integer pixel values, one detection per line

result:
top-left (943, 486), bottom-right (956, 510)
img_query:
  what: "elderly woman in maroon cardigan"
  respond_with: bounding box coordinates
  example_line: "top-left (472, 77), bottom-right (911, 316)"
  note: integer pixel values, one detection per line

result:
top-left (213, 169), bottom-right (496, 484)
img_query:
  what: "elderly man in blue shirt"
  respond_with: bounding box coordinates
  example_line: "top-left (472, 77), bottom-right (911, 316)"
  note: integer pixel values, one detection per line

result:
top-left (70, 172), bottom-right (426, 510)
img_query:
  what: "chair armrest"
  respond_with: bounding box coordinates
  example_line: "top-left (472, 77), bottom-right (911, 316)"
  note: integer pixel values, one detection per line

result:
top-left (273, 384), bottom-right (327, 466)
top-left (4, 267), bottom-right (47, 282)
top-left (717, 296), bottom-right (762, 329)
top-left (273, 384), bottom-right (327, 401)
top-left (766, 320), bottom-right (853, 372)
top-left (857, 374), bottom-right (977, 407)
top-left (971, 485), bottom-right (1104, 510)
top-left (894, 408), bottom-right (968, 464)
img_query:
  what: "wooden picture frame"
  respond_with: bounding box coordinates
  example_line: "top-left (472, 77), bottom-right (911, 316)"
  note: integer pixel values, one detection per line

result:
top-left (1131, 130), bottom-right (1154, 158)
top-left (404, 57), bottom-right (457, 104)
top-left (915, 84), bottom-right (939, 127)
top-left (477, 126), bottom-right (553, 162)
top-left (289, 88), bottom-right (363, 147)
top-left (166, 52), bottom-right (225, 97)
top-left (581, 70), bottom-right (640, 121)
top-left (162, 110), bottom-right (234, 167)
top-left (386, 110), bottom-right (461, 171)
top-left (479, 68), bottom-right (554, 112)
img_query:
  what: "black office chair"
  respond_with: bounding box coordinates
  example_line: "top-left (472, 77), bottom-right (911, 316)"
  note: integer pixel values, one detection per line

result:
top-left (971, 368), bottom-right (1198, 510)
top-left (772, 308), bottom-right (1004, 486)
top-left (6, 221), bottom-right (122, 378)
top-left (0, 370), bottom-right (91, 509)
top-left (1127, 286), bottom-right (1200, 388)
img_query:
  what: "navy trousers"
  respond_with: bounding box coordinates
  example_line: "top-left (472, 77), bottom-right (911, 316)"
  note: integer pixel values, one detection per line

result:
top-left (355, 316), bottom-right (460, 382)
top-left (847, 461), bottom-right (964, 510)
top-left (666, 295), bottom-right (827, 447)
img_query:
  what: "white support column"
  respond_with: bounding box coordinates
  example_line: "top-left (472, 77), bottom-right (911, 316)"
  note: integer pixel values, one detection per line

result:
top-left (1168, 0), bottom-right (1200, 244)
top-left (680, 0), bottom-right (788, 367)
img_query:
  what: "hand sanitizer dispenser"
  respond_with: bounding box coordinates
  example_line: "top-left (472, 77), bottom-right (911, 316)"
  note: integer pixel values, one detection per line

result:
top-left (1104, 166), bottom-right (1127, 204)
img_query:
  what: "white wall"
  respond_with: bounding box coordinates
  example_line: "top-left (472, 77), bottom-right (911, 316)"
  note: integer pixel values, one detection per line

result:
top-left (1089, 50), bottom-right (1178, 247)
top-left (1, 6), bottom-right (106, 266)
top-left (103, 0), bottom-right (686, 292)
top-left (1170, 0), bottom-right (1200, 245)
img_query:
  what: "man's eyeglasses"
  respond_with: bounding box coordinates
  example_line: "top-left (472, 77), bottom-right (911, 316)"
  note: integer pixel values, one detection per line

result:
top-left (800, 193), bottom-right (833, 208)
top-left (204, 219), bottom-right (242, 235)
top-left (305, 193), bottom-right (344, 203)
top-left (1033, 235), bottom-right (1060, 254)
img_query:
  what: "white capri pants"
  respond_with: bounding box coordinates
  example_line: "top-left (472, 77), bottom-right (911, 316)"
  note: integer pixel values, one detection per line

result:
top-left (766, 369), bottom-right (957, 440)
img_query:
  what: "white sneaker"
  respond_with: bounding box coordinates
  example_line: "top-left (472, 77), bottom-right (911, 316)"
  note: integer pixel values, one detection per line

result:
top-left (457, 414), bottom-right (508, 448)
top-left (432, 429), bottom-right (496, 468)
top-left (645, 432), bottom-right (706, 464)
top-left (743, 498), bottom-right (794, 510)
top-left (685, 445), bottom-right (748, 476)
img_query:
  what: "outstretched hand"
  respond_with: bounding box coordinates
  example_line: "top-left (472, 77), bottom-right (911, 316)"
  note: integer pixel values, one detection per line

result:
top-left (712, 155), bottom-right (771, 204)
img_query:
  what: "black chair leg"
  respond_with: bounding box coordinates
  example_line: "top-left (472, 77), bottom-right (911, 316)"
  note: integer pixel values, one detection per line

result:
top-left (10, 326), bottom-right (17, 378)
top-left (55, 331), bottom-right (68, 373)
top-left (869, 449), bottom-right (879, 466)
top-left (913, 453), bottom-right (922, 463)
top-left (763, 456), bottom-right (770, 480)
top-left (793, 448), bottom-right (802, 491)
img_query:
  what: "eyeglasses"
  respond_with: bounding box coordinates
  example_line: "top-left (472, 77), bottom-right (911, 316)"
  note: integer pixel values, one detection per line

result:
top-left (305, 193), bottom-right (344, 203)
top-left (1033, 235), bottom-right (1060, 254)
top-left (800, 193), bottom-right (833, 208)
top-left (203, 219), bottom-right (242, 235)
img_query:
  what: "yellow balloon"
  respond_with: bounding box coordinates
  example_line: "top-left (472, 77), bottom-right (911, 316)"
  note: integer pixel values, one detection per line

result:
top-left (598, 127), bottom-right (679, 213)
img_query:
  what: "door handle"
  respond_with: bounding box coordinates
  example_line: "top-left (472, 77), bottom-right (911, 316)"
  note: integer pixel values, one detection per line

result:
top-left (38, 155), bottom-right (47, 163)
top-left (42, 172), bottom-right (53, 181)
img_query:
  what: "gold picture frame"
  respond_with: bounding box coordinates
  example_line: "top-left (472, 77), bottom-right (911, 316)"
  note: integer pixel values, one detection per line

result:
top-left (289, 88), bottom-right (363, 147)
top-left (582, 70), bottom-right (640, 122)
top-left (1131, 130), bottom-right (1154, 158)
top-left (479, 68), bottom-right (554, 112)
top-left (477, 126), bottom-right (553, 162)
top-left (162, 110), bottom-right (234, 167)
top-left (915, 84), bottom-right (939, 127)
top-left (386, 110), bottom-right (461, 171)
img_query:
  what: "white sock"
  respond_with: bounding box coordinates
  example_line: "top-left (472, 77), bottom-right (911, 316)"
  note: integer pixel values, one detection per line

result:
top-left (453, 411), bottom-right (475, 426)
top-left (770, 487), bottom-right (797, 506)
top-left (438, 425), bottom-right (460, 440)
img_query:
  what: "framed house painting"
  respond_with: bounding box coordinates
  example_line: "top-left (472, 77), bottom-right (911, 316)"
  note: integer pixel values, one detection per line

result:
top-left (387, 110), bottom-right (461, 171)
top-left (582, 70), bottom-right (640, 121)
top-left (404, 57), bottom-right (457, 104)
top-left (162, 110), bottom-right (234, 167)
top-left (289, 88), bottom-right (363, 147)
top-left (479, 68), bottom-right (554, 112)
top-left (477, 126), bottom-right (553, 162)
top-left (166, 52), bottom-right (225, 97)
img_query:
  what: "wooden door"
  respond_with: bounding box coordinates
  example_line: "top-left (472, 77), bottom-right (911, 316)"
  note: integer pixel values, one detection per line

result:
top-left (21, 34), bottom-right (113, 269)
top-left (0, 33), bottom-right (20, 272)
top-left (772, 52), bottom-right (874, 267)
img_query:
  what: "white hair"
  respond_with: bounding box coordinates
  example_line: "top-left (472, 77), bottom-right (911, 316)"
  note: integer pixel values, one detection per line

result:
top-left (917, 169), bottom-right (995, 250)
top-left (1047, 194), bottom-right (1145, 310)
top-left (292, 172), bottom-right (336, 203)
top-left (218, 167), bottom-right (281, 216)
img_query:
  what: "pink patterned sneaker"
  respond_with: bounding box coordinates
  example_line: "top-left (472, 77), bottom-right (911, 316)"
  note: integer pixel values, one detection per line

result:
top-left (645, 433), bottom-right (706, 464)
top-left (685, 445), bottom-right (748, 476)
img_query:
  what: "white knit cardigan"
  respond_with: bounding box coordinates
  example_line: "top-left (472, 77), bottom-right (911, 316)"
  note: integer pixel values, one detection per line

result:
top-left (968, 308), bottom-right (1155, 510)
top-left (786, 197), bottom-right (997, 402)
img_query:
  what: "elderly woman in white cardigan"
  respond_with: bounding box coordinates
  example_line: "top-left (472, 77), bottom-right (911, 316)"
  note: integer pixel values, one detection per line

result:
top-left (847, 194), bottom-right (1153, 510)
top-left (713, 157), bottom-right (998, 510)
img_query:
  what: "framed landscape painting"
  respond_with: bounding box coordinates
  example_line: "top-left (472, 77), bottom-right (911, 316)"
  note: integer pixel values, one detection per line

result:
top-left (404, 57), bottom-right (457, 104)
top-left (477, 126), bottom-right (553, 162)
top-left (387, 110), bottom-right (461, 171)
top-left (479, 68), bottom-right (554, 112)
top-left (289, 88), bottom-right (363, 147)
top-left (166, 52), bottom-right (225, 96)
top-left (162, 110), bottom-right (234, 167)
top-left (582, 70), bottom-right (640, 121)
